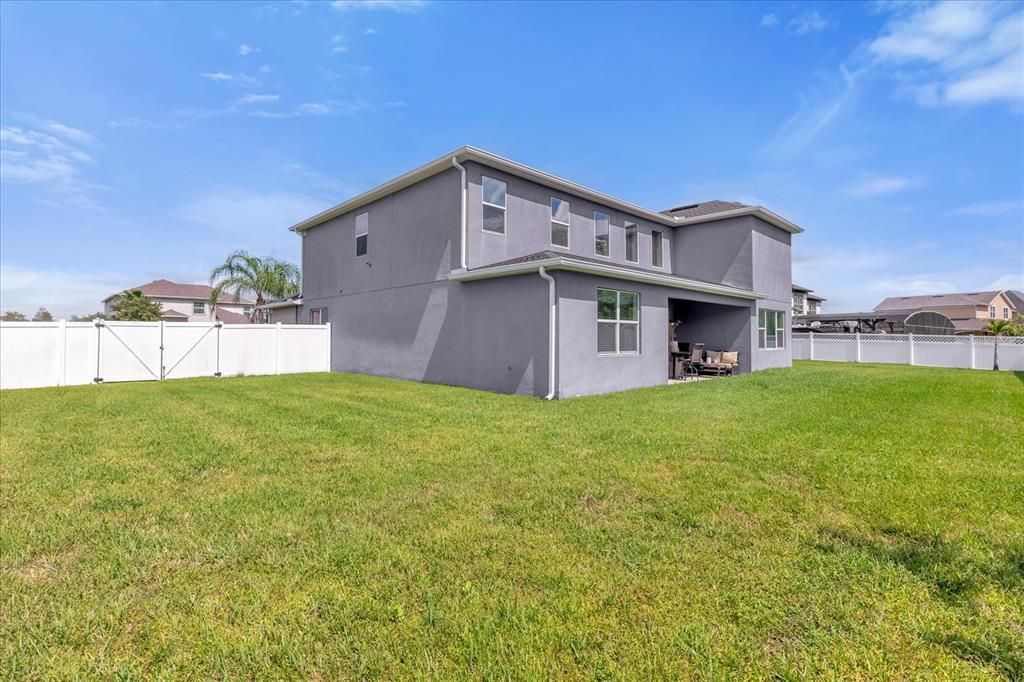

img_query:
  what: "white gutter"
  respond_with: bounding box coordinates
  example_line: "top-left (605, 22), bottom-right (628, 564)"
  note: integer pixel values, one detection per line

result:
top-left (538, 266), bottom-right (557, 400)
top-left (450, 257), bottom-right (765, 301)
top-left (451, 156), bottom-right (467, 270)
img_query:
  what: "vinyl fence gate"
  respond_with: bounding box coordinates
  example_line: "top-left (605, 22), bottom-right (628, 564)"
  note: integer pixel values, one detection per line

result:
top-left (0, 320), bottom-right (332, 390)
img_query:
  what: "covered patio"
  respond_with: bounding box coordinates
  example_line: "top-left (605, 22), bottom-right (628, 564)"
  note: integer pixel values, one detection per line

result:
top-left (668, 297), bottom-right (752, 380)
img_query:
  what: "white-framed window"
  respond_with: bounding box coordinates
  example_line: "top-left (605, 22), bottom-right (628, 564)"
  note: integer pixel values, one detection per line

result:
top-left (193, 301), bottom-right (205, 314)
top-left (482, 176), bottom-right (506, 234)
top-left (758, 309), bottom-right (785, 350)
top-left (242, 306), bottom-right (252, 317)
top-left (651, 229), bottom-right (663, 267)
top-left (625, 222), bottom-right (638, 263)
top-left (310, 307), bottom-right (328, 325)
top-left (597, 288), bottom-right (640, 355)
top-left (355, 211), bottom-right (369, 257)
top-left (594, 211), bottom-right (610, 257)
top-left (989, 305), bottom-right (996, 318)
top-left (1004, 307), bottom-right (1010, 319)
top-left (550, 197), bottom-right (570, 248)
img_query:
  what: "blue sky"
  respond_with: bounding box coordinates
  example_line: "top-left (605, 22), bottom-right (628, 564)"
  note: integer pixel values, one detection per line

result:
top-left (1, 0), bottom-right (1022, 317)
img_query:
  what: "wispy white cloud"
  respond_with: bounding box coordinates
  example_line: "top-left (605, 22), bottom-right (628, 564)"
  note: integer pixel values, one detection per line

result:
top-left (332, 45), bottom-right (349, 54)
top-left (237, 93), bottom-right (280, 105)
top-left (0, 121), bottom-right (103, 208)
top-left (789, 10), bottom-right (829, 35)
top-left (762, 65), bottom-right (859, 157)
top-left (867, 277), bottom-right (958, 295)
top-left (869, 2), bottom-right (1023, 107)
top-left (363, 27), bottom-right (377, 35)
top-left (200, 71), bottom-right (234, 82)
top-left (843, 174), bottom-right (922, 197)
top-left (953, 200), bottom-right (1024, 217)
top-left (331, 0), bottom-right (428, 11)
top-left (238, 43), bottom-right (260, 56)
top-left (297, 102), bottom-right (330, 115)
top-left (760, 14), bottom-right (778, 27)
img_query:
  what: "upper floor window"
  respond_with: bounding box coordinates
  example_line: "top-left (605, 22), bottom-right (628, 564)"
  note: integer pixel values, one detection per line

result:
top-left (594, 211), bottom-right (610, 257)
top-left (193, 301), bottom-right (205, 314)
top-left (355, 212), bottom-right (369, 256)
top-left (758, 310), bottom-right (785, 350)
top-left (550, 197), bottom-right (570, 248)
top-left (989, 305), bottom-right (996, 318)
top-left (651, 230), bottom-right (663, 267)
top-left (624, 222), bottom-right (638, 263)
top-left (482, 176), bottom-right (506, 234)
top-left (597, 288), bottom-right (640, 355)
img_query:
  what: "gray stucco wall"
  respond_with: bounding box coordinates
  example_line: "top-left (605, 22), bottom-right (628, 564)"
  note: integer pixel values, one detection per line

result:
top-left (297, 157), bottom-right (793, 397)
top-left (671, 215), bottom-right (792, 372)
top-left (463, 161), bottom-right (671, 274)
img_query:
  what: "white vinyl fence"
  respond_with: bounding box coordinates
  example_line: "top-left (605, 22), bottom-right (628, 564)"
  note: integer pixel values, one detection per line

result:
top-left (793, 332), bottom-right (1024, 372)
top-left (0, 320), bottom-right (331, 390)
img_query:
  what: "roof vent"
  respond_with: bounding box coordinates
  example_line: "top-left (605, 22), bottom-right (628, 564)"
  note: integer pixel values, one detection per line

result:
top-left (669, 203), bottom-right (701, 212)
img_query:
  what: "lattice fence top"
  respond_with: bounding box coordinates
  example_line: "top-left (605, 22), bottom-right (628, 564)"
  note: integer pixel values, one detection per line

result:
top-left (860, 334), bottom-right (909, 342)
top-left (791, 333), bottom-right (1024, 345)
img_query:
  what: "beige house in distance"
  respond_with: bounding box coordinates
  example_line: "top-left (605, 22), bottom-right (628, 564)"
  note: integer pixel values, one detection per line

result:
top-left (874, 290), bottom-right (1018, 334)
top-left (103, 279), bottom-right (255, 323)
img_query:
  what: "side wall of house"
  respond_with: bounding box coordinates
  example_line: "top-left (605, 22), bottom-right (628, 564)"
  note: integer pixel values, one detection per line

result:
top-left (751, 219), bottom-right (793, 370)
top-left (672, 215), bottom-right (793, 371)
top-left (299, 167), bottom-right (550, 396)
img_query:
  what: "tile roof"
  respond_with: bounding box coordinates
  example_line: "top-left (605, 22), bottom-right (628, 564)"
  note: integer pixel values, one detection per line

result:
top-left (661, 200), bottom-right (750, 219)
top-left (105, 279), bottom-right (254, 304)
top-left (470, 250), bottom-right (749, 292)
top-left (874, 291), bottom-right (1001, 310)
top-left (159, 309), bottom-right (190, 320)
top-left (215, 308), bottom-right (250, 324)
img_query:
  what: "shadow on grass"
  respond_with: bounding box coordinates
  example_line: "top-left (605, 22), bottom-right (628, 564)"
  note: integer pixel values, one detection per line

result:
top-left (814, 526), bottom-right (1024, 678)
top-left (817, 526), bottom-right (1022, 603)
top-left (924, 632), bottom-right (1024, 680)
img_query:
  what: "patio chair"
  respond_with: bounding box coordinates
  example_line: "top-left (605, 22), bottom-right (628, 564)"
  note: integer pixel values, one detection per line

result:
top-left (681, 343), bottom-right (704, 379)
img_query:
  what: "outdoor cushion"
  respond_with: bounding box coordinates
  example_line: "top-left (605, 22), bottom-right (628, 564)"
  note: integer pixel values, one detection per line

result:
top-left (721, 351), bottom-right (739, 365)
top-left (706, 351), bottom-right (721, 364)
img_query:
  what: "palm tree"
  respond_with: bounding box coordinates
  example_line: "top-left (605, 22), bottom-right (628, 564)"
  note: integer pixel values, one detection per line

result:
top-left (209, 251), bottom-right (300, 323)
top-left (983, 319), bottom-right (1013, 371)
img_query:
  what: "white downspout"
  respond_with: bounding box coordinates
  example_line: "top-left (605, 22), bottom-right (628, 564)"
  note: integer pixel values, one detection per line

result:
top-left (538, 266), bottom-right (557, 400)
top-left (451, 157), bottom-right (467, 270)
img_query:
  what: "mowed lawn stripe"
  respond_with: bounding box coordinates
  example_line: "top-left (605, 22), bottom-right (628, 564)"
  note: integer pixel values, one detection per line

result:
top-left (1, 362), bottom-right (1022, 679)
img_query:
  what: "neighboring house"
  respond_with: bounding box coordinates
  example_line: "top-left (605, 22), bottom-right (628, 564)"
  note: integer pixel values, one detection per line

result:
top-left (290, 146), bottom-right (802, 398)
top-left (792, 284), bottom-right (825, 315)
top-left (874, 290), bottom-right (1018, 335)
top-left (103, 279), bottom-right (255, 323)
top-left (254, 296), bottom-right (304, 324)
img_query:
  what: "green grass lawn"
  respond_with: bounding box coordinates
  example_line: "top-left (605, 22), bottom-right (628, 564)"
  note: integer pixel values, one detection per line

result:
top-left (1, 362), bottom-right (1022, 679)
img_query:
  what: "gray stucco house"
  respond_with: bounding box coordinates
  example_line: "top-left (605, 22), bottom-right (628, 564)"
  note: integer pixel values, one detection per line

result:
top-left (290, 146), bottom-right (801, 398)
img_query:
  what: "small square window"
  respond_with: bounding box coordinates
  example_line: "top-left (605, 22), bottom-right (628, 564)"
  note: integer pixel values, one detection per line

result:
top-left (193, 301), bottom-right (205, 314)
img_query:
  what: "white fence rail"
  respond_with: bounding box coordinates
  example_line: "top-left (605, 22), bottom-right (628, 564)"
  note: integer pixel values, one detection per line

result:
top-left (0, 321), bottom-right (331, 390)
top-left (793, 332), bottom-right (1024, 371)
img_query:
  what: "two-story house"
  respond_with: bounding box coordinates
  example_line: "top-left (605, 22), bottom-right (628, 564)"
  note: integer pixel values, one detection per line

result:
top-left (103, 279), bottom-right (255, 323)
top-left (290, 147), bottom-right (802, 398)
top-left (874, 290), bottom-right (1018, 334)
top-left (792, 284), bottom-right (825, 315)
